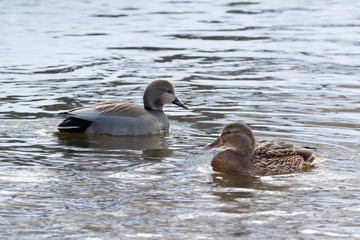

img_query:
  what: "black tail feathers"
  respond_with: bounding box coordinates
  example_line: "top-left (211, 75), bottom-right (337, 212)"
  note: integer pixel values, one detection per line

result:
top-left (57, 117), bottom-right (92, 133)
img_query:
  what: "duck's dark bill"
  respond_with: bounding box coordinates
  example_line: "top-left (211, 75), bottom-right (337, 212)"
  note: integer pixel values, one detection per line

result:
top-left (172, 98), bottom-right (188, 109)
top-left (203, 138), bottom-right (224, 150)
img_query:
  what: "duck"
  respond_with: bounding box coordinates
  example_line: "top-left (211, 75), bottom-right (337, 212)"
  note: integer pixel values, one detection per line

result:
top-left (57, 80), bottom-right (187, 136)
top-left (203, 122), bottom-right (324, 176)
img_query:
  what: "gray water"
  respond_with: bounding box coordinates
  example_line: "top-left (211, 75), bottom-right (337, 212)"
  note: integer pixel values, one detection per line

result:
top-left (1, 0), bottom-right (360, 239)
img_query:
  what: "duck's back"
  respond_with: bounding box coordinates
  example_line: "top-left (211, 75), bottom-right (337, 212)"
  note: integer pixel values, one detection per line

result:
top-left (58, 100), bottom-right (169, 135)
top-left (253, 140), bottom-right (316, 175)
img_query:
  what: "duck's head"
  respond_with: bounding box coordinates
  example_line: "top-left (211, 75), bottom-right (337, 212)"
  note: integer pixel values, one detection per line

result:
top-left (204, 122), bottom-right (256, 154)
top-left (143, 80), bottom-right (188, 111)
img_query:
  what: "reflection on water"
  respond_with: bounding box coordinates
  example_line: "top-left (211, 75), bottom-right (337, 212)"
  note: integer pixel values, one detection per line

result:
top-left (55, 132), bottom-right (169, 151)
top-left (1, 0), bottom-right (360, 239)
top-left (56, 132), bottom-right (174, 160)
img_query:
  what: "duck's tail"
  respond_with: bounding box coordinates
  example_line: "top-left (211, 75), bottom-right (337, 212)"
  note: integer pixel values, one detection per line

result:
top-left (57, 117), bottom-right (92, 133)
top-left (309, 156), bottom-right (326, 166)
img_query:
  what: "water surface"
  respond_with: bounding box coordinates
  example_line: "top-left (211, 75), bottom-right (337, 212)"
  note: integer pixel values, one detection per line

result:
top-left (1, 0), bottom-right (360, 239)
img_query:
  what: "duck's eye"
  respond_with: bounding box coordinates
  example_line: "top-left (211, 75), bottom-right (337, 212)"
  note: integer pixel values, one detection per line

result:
top-left (227, 131), bottom-right (231, 134)
top-left (167, 90), bottom-right (173, 94)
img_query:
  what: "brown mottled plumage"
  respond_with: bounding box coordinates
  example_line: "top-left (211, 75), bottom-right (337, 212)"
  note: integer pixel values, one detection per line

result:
top-left (204, 122), bottom-right (324, 176)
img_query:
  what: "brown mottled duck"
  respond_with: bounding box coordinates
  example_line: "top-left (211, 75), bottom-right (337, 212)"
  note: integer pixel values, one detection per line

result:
top-left (204, 122), bottom-right (324, 176)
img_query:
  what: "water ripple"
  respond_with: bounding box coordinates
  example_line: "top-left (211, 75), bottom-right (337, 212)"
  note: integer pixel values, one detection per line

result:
top-left (1, 0), bottom-right (360, 239)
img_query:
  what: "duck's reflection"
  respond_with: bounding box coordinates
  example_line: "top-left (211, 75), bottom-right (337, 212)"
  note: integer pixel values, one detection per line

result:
top-left (210, 172), bottom-right (289, 202)
top-left (54, 132), bottom-right (173, 158)
top-left (211, 172), bottom-right (261, 189)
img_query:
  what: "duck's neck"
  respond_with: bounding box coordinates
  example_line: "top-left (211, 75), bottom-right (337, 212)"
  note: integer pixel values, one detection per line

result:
top-left (144, 105), bottom-right (163, 111)
top-left (230, 139), bottom-right (255, 161)
top-left (144, 103), bottom-right (163, 111)
top-left (143, 95), bottom-right (163, 111)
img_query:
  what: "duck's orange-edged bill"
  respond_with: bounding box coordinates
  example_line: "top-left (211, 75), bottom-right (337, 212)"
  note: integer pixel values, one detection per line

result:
top-left (203, 138), bottom-right (224, 150)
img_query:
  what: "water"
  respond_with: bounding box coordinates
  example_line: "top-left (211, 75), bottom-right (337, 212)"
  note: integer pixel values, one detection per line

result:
top-left (1, 0), bottom-right (360, 239)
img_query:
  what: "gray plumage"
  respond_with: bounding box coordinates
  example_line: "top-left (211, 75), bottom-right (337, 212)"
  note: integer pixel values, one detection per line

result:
top-left (57, 80), bottom-right (187, 136)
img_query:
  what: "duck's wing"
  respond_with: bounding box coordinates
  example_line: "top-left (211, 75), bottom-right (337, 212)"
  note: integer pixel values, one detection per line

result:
top-left (255, 140), bottom-right (314, 160)
top-left (57, 100), bottom-right (164, 135)
top-left (253, 140), bottom-right (315, 175)
top-left (57, 100), bottom-right (146, 121)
